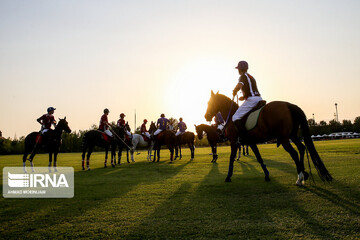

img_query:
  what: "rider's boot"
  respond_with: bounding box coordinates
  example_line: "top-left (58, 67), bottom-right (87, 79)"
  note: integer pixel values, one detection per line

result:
top-left (234, 119), bottom-right (247, 145)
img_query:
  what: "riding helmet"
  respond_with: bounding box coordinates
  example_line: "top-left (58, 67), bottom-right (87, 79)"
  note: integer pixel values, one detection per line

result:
top-left (47, 107), bottom-right (56, 112)
top-left (104, 108), bottom-right (109, 113)
top-left (235, 61), bottom-right (248, 71)
top-left (120, 113), bottom-right (125, 118)
top-left (161, 113), bottom-right (165, 117)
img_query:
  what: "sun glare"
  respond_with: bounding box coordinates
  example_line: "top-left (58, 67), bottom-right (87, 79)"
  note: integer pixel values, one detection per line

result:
top-left (164, 58), bottom-right (236, 131)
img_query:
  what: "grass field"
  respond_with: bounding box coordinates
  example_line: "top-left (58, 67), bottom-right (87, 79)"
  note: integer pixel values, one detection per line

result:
top-left (1, 139), bottom-right (359, 239)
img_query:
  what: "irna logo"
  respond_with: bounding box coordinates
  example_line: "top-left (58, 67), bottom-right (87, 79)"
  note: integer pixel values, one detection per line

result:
top-left (8, 172), bottom-right (69, 188)
top-left (3, 167), bottom-right (74, 198)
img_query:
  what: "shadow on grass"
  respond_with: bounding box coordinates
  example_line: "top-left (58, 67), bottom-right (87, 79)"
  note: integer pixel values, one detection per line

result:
top-left (126, 159), bottom-right (340, 239)
top-left (0, 158), bottom-right (191, 238)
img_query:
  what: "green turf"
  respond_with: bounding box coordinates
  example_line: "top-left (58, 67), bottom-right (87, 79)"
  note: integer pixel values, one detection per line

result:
top-left (1, 139), bottom-right (359, 239)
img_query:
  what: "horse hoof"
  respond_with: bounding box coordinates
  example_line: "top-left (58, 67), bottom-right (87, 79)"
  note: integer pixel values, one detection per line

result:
top-left (82, 168), bottom-right (85, 171)
top-left (265, 176), bottom-right (271, 182)
top-left (190, 158), bottom-right (194, 161)
top-left (225, 177), bottom-right (232, 182)
top-left (87, 168), bottom-right (91, 171)
top-left (104, 165), bottom-right (107, 168)
top-left (303, 171), bottom-right (309, 181)
top-left (112, 164), bottom-right (115, 168)
top-left (295, 182), bottom-right (304, 187)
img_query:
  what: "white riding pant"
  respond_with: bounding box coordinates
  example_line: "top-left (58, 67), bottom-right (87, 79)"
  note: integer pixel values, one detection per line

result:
top-left (232, 96), bottom-right (263, 122)
top-left (176, 131), bottom-right (185, 136)
top-left (217, 124), bottom-right (224, 131)
top-left (105, 129), bottom-right (113, 137)
top-left (126, 131), bottom-right (131, 136)
top-left (143, 132), bottom-right (151, 139)
top-left (41, 129), bottom-right (49, 134)
top-left (154, 129), bottom-right (163, 136)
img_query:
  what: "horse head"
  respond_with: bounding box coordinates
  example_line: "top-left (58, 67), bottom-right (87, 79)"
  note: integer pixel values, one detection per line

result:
top-left (125, 121), bottom-right (131, 133)
top-left (57, 117), bottom-right (72, 133)
top-left (194, 124), bottom-right (204, 140)
top-left (205, 90), bottom-right (236, 122)
top-left (148, 121), bottom-right (156, 134)
top-left (205, 90), bottom-right (220, 121)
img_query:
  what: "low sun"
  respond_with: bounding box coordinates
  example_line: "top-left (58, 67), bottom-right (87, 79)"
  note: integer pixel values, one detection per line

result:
top-left (164, 58), bottom-right (236, 130)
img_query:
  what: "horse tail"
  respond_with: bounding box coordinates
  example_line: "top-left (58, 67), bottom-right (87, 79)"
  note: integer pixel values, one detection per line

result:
top-left (288, 103), bottom-right (333, 182)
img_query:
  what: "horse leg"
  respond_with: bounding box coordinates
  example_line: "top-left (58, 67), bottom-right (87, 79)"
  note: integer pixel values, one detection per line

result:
top-left (174, 146), bottom-right (178, 160)
top-left (48, 152), bottom-right (53, 173)
top-left (211, 144), bottom-right (217, 163)
top-left (291, 136), bottom-right (308, 180)
top-left (127, 149), bottom-right (130, 163)
top-left (237, 145), bottom-right (241, 161)
top-left (54, 152), bottom-right (58, 172)
top-left (250, 144), bottom-right (270, 182)
top-left (152, 146), bottom-right (156, 162)
top-left (282, 139), bottom-right (304, 186)
top-left (118, 147), bottom-right (122, 165)
top-left (131, 146), bottom-right (135, 162)
top-left (225, 143), bottom-right (238, 182)
top-left (23, 152), bottom-right (28, 173)
top-left (157, 146), bottom-right (161, 162)
top-left (82, 148), bottom-right (86, 170)
top-left (86, 145), bottom-right (94, 170)
top-left (188, 143), bottom-right (194, 160)
top-left (169, 146), bottom-right (174, 162)
top-left (179, 145), bottom-right (182, 160)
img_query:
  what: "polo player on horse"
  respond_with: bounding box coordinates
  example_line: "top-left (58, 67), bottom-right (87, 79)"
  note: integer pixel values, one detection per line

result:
top-left (99, 108), bottom-right (113, 137)
top-left (232, 61), bottom-right (264, 142)
top-left (37, 107), bottom-right (57, 135)
top-left (140, 119), bottom-right (151, 140)
top-left (175, 117), bottom-right (187, 136)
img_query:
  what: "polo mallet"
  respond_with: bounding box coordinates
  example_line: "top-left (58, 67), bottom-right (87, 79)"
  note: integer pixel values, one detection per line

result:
top-left (27, 130), bottom-right (43, 161)
top-left (109, 126), bottom-right (133, 151)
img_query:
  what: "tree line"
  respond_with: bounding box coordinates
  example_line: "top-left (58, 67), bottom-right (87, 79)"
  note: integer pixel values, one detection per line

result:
top-left (1, 117), bottom-right (359, 155)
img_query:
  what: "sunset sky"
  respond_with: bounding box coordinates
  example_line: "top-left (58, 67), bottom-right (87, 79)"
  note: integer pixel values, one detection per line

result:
top-left (1, 0), bottom-right (360, 138)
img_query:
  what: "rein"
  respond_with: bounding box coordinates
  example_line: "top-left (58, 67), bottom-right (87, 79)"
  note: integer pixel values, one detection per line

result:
top-left (224, 96), bottom-right (236, 126)
top-left (109, 127), bottom-right (132, 151)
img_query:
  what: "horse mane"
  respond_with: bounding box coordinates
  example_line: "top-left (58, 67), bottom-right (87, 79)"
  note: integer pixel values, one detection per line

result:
top-left (211, 92), bottom-right (239, 118)
top-left (214, 93), bottom-right (239, 109)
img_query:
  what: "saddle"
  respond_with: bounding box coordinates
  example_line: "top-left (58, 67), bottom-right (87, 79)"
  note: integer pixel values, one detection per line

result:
top-left (141, 134), bottom-right (150, 142)
top-left (35, 133), bottom-right (43, 144)
top-left (235, 100), bottom-right (266, 131)
top-left (97, 130), bottom-right (110, 142)
top-left (243, 100), bottom-right (267, 131)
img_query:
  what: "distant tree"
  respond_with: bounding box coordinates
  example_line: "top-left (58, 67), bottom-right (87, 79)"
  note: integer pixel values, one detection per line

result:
top-left (308, 119), bottom-right (316, 126)
top-left (319, 121), bottom-right (327, 126)
top-left (329, 119), bottom-right (342, 133)
top-left (168, 117), bottom-right (179, 131)
top-left (342, 120), bottom-right (352, 132)
top-left (354, 116), bottom-right (360, 132)
top-left (135, 126), bottom-right (141, 134)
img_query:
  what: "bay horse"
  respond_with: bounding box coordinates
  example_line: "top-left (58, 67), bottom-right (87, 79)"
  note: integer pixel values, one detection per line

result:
top-left (205, 90), bottom-right (332, 185)
top-left (174, 132), bottom-right (195, 160)
top-left (81, 128), bottom-right (117, 170)
top-left (113, 122), bottom-right (134, 165)
top-left (149, 122), bottom-right (176, 162)
top-left (195, 124), bottom-right (221, 162)
top-left (23, 118), bottom-right (71, 173)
